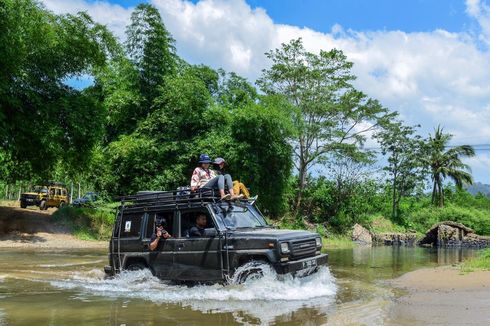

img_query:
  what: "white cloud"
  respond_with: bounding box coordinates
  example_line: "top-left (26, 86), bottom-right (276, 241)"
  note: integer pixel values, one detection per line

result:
top-left (41, 0), bottom-right (132, 40)
top-left (41, 0), bottom-right (490, 182)
top-left (466, 0), bottom-right (490, 43)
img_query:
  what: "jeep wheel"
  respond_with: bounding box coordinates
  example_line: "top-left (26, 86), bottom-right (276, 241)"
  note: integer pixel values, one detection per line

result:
top-left (20, 201), bottom-right (27, 209)
top-left (39, 200), bottom-right (47, 210)
top-left (59, 201), bottom-right (65, 209)
top-left (233, 260), bottom-right (270, 284)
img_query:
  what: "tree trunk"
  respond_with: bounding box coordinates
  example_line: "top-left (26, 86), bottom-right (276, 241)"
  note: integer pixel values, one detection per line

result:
top-left (438, 178), bottom-right (444, 207)
top-left (392, 173), bottom-right (397, 219)
top-left (431, 178), bottom-right (437, 205)
top-left (295, 160), bottom-right (308, 211)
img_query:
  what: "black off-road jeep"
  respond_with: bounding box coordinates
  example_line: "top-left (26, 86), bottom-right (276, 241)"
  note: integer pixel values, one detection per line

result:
top-left (104, 189), bottom-right (328, 283)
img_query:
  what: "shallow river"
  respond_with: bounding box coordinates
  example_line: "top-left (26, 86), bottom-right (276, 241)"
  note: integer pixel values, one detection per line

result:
top-left (0, 246), bottom-right (478, 325)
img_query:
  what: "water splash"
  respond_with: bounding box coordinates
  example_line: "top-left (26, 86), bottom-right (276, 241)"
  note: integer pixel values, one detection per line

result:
top-left (50, 266), bottom-right (336, 303)
top-left (48, 265), bottom-right (336, 323)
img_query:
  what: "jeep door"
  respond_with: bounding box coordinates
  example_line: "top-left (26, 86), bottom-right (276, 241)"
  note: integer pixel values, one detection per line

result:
top-left (47, 188), bottom-right (56, 207)
top-left (112, 211), bottom-right (145, 270)
top-left (172, 209), bottom-right (223, 281)
top-left (143, 211), bottom-right (175, 279)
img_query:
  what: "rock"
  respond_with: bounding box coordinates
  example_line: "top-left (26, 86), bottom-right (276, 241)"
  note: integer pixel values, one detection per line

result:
top-left (419, 221), bottom-right (490, 248)
top-left (373, 232), bottom-right (417, 246)
top-left (352, 223), bottom-right (372, 244)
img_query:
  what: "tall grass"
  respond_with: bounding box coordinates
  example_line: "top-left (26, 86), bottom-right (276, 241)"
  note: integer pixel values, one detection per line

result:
top-left (52, 205), bottom-right (116, 240)
top-left (461, 248), bottom-right (490, 272)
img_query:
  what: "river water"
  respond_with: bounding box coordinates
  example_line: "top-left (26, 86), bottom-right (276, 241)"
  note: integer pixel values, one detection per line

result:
top-left (0, 246), bottom-right (478, 325)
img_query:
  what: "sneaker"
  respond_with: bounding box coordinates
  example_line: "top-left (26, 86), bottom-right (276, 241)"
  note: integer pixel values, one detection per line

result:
top-left (220, 194), bottom-right (231, 201)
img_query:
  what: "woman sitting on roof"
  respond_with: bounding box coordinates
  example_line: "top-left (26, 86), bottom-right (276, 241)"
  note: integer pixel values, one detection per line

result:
top-left (213, 157), bottom-right (255, 201)
top-left (190, 154), bottom-right (243, 201)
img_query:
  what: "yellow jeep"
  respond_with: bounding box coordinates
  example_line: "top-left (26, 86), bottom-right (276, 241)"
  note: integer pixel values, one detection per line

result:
top-left (20, 183), bottom-right (69, 210)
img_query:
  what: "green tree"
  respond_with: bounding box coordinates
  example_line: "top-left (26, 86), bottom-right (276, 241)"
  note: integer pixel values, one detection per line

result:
top-left (0, 0), bottom-right (113, 181)
top-left (425, 126), bottom-right (475, 207)
top-left (125, 3), bottom-right (176, 107)
top-left (375, 120), bottom-right (424, 218)
top-left (257, 38), bottom-right (392, 209)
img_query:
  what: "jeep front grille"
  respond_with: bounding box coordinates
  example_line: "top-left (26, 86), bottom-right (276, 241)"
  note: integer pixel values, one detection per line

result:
top-left (290, 239), bottom-right (317, 260)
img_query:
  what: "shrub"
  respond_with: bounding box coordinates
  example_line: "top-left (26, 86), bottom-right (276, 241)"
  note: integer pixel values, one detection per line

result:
top-left (52, 205), bottom-right (115, 240)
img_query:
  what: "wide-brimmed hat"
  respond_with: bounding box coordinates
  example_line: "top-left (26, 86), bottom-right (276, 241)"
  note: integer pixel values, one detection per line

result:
top-left (213, 157), bottom-right (226, 165)
top-left (198, 154), bottom-right (212, 164)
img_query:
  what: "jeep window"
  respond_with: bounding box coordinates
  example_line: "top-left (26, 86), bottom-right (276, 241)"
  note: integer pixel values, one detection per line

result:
top-left (55, 189), bottom-right (61, 196)
top-left (145, 211), bottom-right (173, 239)
top-left (32, 186), bottom-right (47, 193)
top-left (120, 213), bottom-right (143, 238)
top-left (218, 205), bottom-right (267, 229)
top-left (180, 210), bottom-right (215, 237)
top-left (62, 189), bottom-right (67, 196)
top-left (50, 189), bottom-right (55, 196)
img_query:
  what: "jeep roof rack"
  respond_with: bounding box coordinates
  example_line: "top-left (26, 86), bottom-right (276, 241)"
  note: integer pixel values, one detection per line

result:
top-left (118, 187), bottom-right (227, 212)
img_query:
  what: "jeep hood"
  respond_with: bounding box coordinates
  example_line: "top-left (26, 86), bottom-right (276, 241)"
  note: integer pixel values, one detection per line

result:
top-left (228, 228), bottom-right (318, 240)
top-left (22, 192), bottom-right (40, 196)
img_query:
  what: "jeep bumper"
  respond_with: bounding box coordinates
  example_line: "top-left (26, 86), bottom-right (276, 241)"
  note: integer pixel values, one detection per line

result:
top-left (274, 253), bottom-right (328, 276)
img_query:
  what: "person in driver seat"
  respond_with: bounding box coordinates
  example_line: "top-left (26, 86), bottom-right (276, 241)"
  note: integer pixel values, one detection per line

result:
top-left (149, 217), bottom-right (171, 251)
top-left (188, 213), bottom-right (207, 237)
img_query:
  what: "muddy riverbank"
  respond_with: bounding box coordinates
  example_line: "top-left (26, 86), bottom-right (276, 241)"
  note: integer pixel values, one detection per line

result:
top-left (0, 205), bottom-right (106, 249)
top-left (389, 266), bottom-right (490, 325)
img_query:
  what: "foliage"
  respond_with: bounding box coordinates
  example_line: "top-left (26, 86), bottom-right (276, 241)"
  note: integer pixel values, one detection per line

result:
top-left (423, 126), bottom-right (475, 207)
top-left (375, 120), bottom-right (425, 219)
top-left (298, 175), bottom-right (386, 233)
top-left (257, 38), bottom-right (393, 209)
top-left (0, 0), bottom-right (114, 181)
top-left (125, 3), bottom-right (176, 105)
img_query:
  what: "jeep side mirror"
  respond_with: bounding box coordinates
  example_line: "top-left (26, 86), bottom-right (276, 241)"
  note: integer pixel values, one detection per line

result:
top-left (204, 228), bottom-right (218, 237)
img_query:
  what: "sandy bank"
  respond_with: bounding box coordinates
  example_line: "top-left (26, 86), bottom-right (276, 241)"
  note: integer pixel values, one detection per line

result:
top-left (0, 205), bottom-right (107, 249)
top-left (0, 232), bottom-right (107, 249)
top-left (389, 266), bottom-right (490, 325)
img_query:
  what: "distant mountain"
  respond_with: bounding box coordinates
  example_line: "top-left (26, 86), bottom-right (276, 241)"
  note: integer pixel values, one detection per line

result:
top-left (465, 182), bottom-right (490, 197)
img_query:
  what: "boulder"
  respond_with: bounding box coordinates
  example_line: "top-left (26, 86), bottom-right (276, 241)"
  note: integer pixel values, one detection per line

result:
top-left (352, 223), bottom-right (372, 244)
top-left (419, 221), bottom-right (490, 248)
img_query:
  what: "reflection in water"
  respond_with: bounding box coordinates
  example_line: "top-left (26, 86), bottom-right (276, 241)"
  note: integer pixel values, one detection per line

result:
top-left (0, 247), bottom-right (481, 325)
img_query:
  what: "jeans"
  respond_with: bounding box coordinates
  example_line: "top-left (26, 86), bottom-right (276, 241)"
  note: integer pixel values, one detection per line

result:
top-left (204, 174), bottom-right (233, 191)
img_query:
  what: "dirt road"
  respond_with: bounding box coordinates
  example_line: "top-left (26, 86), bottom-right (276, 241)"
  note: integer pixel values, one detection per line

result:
top-left (0, 204), bottom-right (106, 249)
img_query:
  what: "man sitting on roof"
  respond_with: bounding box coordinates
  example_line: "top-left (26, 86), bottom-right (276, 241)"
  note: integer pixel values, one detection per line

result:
top-left (190, 154), bottom-right (243, 201)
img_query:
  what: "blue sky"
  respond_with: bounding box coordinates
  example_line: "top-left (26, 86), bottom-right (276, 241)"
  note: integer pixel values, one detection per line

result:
top-left (108, 0), bottom-right (472, 33)
top-left (52, 0), bottom-right (490, 183)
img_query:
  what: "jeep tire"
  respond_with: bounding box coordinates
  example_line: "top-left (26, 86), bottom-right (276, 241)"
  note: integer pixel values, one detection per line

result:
top-left (20, 201), bottom-right (27, 209)
top-left (233, 260), bottom-right (270, 284)
top-left (39, 200), bottom-right (47, 210)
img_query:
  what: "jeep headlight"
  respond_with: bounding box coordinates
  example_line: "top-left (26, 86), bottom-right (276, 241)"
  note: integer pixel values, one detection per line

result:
top-left (316, 237), bottom-right (322, 248)
top-left (280, 242), bottom-right (290, 254)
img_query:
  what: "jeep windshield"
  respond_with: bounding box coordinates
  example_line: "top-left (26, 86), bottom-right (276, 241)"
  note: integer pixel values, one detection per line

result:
top-left (216, 204), bottom-right (268, 229)
top-left (31, 187), bottom-right (47, 193)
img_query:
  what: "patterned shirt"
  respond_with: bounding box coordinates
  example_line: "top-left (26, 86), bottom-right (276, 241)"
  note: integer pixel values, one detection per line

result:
top-left (191, 167), bottom-right (217, 188)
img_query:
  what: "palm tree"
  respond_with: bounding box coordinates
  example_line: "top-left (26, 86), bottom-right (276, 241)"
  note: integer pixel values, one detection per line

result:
top-left (425, 126), bottom-right (475, 207)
